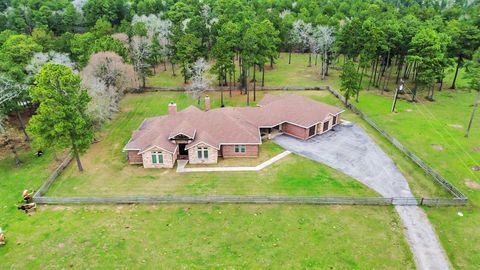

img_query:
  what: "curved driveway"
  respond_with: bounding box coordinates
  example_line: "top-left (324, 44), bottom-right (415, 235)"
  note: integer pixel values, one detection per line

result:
top-left (274, 123), bottom-right (450, 270)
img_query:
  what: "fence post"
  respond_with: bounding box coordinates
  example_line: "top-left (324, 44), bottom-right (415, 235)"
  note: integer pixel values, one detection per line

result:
top-left (420, 198), bottom-right (424, 205)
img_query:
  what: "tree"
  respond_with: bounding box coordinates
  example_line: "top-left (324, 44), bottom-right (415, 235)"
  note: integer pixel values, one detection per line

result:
top-left (130, 36), bottom-right (152, 89)
top-left (292, 19), bottom-right (313, 65)
top-left (186, 58), bottom-right (210, 104)
top-left (173, 33), bottom-right (202, 83)
top-left (82, 0), bottom-right (128, 27)
top-left (211, 36), bottom-right (233, 106)
top-left (70, 32), bottom-right (96, 67)
top-left (0, 73), bottom-right (31, 142)
top-left (446, 20), bottom-right (480, 89)
top-left (464, 49), bottom-right (480, 138)
top-left (408, 27), bottom-right (450, 101)
top-left (31, 27), bottom-right (55, 52)
top-left (26, 52), bottom-right (77, 78)
top-left (82, 52), bottom-right (137, 126)
top-left (27, 64), bottom-right (94, 172)
top-left (314, 25), bottom-right (335, 80)
top-left (92, 18), bottom-right (114, 37)
top-left (0, 34), bottom-right (42, 80)
top-left (340, 60), bottom-right (361, 105)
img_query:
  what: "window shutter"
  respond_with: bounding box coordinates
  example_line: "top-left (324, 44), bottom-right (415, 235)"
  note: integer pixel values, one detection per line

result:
top-left (152, 154), bottom-right (157, 164)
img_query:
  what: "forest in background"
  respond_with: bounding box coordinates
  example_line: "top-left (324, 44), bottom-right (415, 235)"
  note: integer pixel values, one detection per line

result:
top-left (0, 0), bottom-right (479, 167)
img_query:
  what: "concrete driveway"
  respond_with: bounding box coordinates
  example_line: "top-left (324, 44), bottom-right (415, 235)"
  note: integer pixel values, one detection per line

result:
top-left (275, 122), bottom-right (413, 198)
top-left (273, 123), bottom-right (450, 270)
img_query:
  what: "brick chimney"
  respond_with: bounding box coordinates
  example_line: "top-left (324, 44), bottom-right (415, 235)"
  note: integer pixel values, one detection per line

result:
top-left (168, 102), bottom-right (177, 115)
top-left (205, 95), bottom-right (211, 111)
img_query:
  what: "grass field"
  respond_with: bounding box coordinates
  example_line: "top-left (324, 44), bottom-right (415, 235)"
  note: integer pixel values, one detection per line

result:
top-left (0, 203), bottom-right (414, 269)
top-left (1, 52), bottom-right (476, 268)
top-left (147, 53), bottom-right (334, 88)
top-left (354, 89), bottom-right (480, 269)
top-left (47, 91), bottom-right (375, 197)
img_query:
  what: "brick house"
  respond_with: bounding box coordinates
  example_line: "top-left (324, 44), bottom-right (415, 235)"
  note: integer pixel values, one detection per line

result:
top-left (123, 94), bottom-right (343, 168)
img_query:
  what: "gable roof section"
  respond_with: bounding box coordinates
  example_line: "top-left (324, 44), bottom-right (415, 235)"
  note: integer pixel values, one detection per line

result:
top-left (124, 94), bottom-right (343, 153)
top-left (253, 94), bottom-right (344, 127)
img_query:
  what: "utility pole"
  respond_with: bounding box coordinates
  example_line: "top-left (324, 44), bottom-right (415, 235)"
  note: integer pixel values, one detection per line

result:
top-left (391, 79), bottom-right (404, 112)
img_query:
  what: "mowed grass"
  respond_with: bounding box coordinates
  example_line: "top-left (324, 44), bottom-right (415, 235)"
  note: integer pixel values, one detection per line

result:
top-left (47, 91), bottom-right (375, 197)
top-left (0, 204), bottom-right (414, 269)
top-left (146, 53), bottom-right (332, 88)
top-left (354, 89), bottom-right (480, 269)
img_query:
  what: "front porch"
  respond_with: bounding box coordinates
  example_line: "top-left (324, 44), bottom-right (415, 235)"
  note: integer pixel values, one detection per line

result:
top-left (260, 125), bottom-right (283, 140)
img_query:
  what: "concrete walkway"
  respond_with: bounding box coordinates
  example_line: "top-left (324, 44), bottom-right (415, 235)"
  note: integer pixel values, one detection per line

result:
top-left (176, 151), bottom-right (291, 173)
top-left (274, 123), bottom-right (450, 270)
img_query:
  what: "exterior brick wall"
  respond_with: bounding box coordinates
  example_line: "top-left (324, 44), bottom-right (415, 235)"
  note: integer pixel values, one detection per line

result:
top-left (221, 144), bottom-right (259, 157)
top-left (127, 150), bottom-right (143, 164)
top-left (188, 143), bottom-right (218, 164)
top-left (282, 122), bottom-right (308, 140)
top-left (142, 149), bottom-right (175, 168)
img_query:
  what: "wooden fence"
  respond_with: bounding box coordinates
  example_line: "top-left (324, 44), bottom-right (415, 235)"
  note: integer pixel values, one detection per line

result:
top-left (31, 86), bottom-right (468, 206)
top-left (33, 153), bottom-right (73, 198)
top-left (131, 85), bottom-right (328, 93)
top-left (33, 195), bottom-right (466, 206)
top-left (327, 86), bottom-right (468, 202)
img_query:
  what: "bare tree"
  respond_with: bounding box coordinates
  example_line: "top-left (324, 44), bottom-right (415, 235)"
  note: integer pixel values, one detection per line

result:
top-left (0, 74), bottom-right (30, 141)
top-left (82, 52), bottom-right (137, 126)
top-left (186, 58), bottom-right (210, 104)
top-left (26, 51), bottom-right (77, 77)
top-left (292, 20), bottom-right (313, 66)
top-left (130, 36), bottom-right (152, 89)
top-left (111, 33), bottom-right (130, 48)
top-left (314, 25), bottom-right (335, 79)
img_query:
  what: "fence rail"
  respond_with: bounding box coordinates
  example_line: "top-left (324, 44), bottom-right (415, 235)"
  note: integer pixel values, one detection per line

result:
top-left (31, 86), bottom-right (467, 207)
top-left (131, 86), bottom-right (328, 93)
top-left (33, 153), bottom-right (73, 198)
top-left (33, 195), bottom-right (467, 206)
top-left (327, 86), bottom-right (468, 201)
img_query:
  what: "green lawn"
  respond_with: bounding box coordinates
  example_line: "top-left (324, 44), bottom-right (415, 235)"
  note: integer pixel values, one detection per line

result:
top-left (47, 91), bottom-right (375, 197)
top-left (0, 203), bottom-right (414, 269)
top-left (353, 89), bottom-right (480, 269)
top-left (2, 54), bottom-right (476, 268)
top-left (146, 53), bottom-right (335, 88)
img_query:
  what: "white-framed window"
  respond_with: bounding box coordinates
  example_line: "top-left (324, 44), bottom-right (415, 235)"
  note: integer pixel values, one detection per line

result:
top-left (151, 151), bottom-right (164, 164)
top-left (234, 145), bottom-right (246, 153)
top-left (197, 147), bottom-right (209, 159)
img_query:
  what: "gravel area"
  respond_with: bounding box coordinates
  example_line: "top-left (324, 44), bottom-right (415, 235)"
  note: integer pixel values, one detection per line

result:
top-left (274, 123), bottom-right (450, 270)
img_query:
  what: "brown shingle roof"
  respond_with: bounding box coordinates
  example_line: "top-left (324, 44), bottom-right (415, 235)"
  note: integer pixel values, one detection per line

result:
top-left (124, 94), bottom-right (343, 153)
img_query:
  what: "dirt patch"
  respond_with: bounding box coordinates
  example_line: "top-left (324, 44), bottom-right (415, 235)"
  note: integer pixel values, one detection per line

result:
top-left (471, 165), bottom-right (480, 172)
top-left (472, 147), bottom-right (480, 152)
top-left (405, 109), bottom-right (413, 112)
top-left (431, 144), bottom-right (444, 151)
top-left (263, 65), bottom-right (275, 71)
top-left (448, 124), bottom-right (464, 129)
top-left (465, 179), bottom-right (480, 190)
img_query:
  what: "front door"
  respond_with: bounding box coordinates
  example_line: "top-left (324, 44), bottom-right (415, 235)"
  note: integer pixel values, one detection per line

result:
top-left (179, 144), bottom-right (188, 155)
